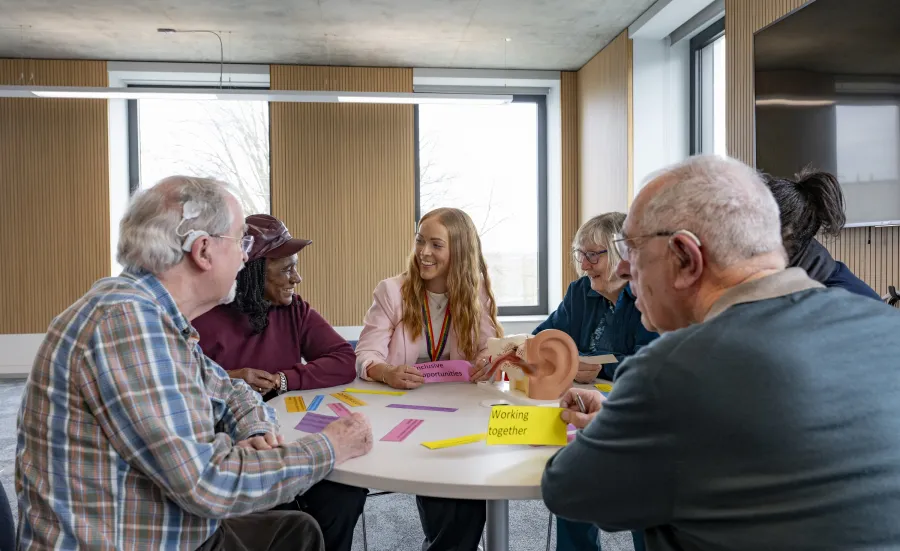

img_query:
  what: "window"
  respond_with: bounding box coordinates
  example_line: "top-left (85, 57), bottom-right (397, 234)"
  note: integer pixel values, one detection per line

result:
top-left (128, 96), bottom-right (271, 214)
top-left (415, 96), bottom-right (548, 316)
top-left (836, 104), bottom-right (900, 184)
top-left (691, 18), bottom-right (726, 155)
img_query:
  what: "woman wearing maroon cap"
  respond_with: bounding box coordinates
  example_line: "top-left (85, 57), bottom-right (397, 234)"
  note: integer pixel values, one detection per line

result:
top-left (193, 213), bottom-right (363, 551)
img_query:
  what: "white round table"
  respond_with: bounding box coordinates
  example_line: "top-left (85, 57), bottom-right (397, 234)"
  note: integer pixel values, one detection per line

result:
top-left (269, 379), bottom-right (567, 551)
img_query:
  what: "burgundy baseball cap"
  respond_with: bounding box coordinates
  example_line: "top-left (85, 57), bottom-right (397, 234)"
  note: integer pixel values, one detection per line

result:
top-left (245, 214), bottom-right (312, 262)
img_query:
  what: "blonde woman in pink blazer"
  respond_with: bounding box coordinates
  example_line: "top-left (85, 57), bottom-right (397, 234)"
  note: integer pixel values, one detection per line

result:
top-left (355, 207), bottom-right (502, 551)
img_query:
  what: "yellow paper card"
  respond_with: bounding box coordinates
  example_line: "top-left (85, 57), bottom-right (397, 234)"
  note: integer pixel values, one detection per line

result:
top-left (344, 388), bottom-right (406, 396)
top-left (331, 392), bottom-right (367, 407)
top-left (594, 383), bottom-right (613, 393)
top-left (285, 396), bottom-right (306, 413)
top-left (421, 433), bottom-right (486, 450)
top-left (487, 406), bottom-right (567, 446)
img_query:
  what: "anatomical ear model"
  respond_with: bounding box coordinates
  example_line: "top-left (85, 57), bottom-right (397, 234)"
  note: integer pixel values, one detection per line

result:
top-left (485, 329), bottom-right (578, 400)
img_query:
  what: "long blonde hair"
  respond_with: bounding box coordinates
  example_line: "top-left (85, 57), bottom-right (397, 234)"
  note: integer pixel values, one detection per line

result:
top-left (400, 208), bottom-right (503, 360)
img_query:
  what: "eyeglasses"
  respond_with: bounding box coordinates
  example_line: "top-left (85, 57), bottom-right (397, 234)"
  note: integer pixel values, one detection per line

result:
top-left (572, 249), bottom-right (607, 265)
top-left (213, 234), bottom-right (255, 255)
top-left (612, 230), bottom-right (701, 261)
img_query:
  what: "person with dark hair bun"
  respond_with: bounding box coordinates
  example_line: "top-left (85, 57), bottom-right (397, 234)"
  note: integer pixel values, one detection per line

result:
top-left (762, 169), bottom-right (881, 300)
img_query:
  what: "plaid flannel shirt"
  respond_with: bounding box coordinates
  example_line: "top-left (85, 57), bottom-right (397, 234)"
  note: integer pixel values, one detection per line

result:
top-left (16, 270), bottom-right (335, 550)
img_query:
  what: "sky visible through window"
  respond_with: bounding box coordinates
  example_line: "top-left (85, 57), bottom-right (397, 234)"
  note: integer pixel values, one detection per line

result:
top-left (137, 99), bottom-right (270, 215)
top-left (418, 102), bottom-right (541, 307)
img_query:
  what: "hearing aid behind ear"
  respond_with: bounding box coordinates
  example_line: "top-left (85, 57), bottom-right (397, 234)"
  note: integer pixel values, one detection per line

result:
top-left (181, 230), bottom-right (211, 252)
top-left (668, 230), bottom-right (702, 265)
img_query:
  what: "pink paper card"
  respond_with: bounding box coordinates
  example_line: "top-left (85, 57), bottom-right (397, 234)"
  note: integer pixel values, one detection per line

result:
top-left (414, 360), bottom-right (472, 383)
top-left (328, 403), bottom-right (351, 417)
top-left (381, 419), bottom-right (424, 442)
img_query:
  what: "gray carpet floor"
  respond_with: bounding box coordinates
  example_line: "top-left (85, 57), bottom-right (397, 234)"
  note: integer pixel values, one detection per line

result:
top-left (0, 379), bottom-right (633, 550)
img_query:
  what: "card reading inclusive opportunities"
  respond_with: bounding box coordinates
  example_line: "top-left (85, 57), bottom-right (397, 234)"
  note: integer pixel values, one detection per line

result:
top-left (486, 405), bottom-right (567, 446)
top-left (414, 360), bottom-right (472, 383)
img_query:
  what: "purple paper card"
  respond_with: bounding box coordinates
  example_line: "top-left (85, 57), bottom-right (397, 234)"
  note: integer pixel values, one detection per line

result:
top-left (381, 419), bottom-right (424, 442)
top-left (414, 360), bottom-right (472, 383)
top-left (295, 412), bottom-right (338, 434)
top-left (386, 404), bottom-right (459, 413)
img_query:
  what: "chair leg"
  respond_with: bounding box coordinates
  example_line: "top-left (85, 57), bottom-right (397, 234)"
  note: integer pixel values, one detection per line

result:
top-left (545, 512), bottom-right (553, 551)
top-left (361, 509), bottom-right (369, 551)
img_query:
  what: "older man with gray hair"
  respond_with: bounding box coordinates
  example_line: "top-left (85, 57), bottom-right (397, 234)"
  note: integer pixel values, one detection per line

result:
top-left (16, 176), bottom-right (373, 551)
top-left (542, 155), bottom-right (900, 550)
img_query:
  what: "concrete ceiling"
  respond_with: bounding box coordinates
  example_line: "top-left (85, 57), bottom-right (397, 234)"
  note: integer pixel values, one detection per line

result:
top-left (0, 0), bottom-right (657, 71)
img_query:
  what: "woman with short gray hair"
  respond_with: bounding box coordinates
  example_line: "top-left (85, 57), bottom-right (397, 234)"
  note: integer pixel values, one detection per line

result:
top-left (533, 212), bottom-right (657, 551)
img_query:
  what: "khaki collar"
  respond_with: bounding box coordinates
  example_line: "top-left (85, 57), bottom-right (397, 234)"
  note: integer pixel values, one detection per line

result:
top-left (704, 267), bottom-right (824, 322)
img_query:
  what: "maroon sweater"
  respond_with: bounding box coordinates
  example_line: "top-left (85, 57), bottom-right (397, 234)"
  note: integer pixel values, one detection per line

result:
top-left (193, 297), bottom-right (357, 391)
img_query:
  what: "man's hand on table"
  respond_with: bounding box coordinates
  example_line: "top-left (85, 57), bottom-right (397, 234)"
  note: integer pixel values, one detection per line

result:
top-left (238, 432), bottom-right (285, 450)
top-left (574, 361), bottom-right (602, 384)
top-left (559, 387), bottom-right (607, 429)
top-left (322, 412), bottom-right (374, 464)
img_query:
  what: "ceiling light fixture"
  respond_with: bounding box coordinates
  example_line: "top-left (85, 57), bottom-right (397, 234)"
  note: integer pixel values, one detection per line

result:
top-left (336, 93), bottom-right (512, 105)
top-left (755, 98), bottom-right (836, 107)
top-left (0, 85), bottom-right (512, 105)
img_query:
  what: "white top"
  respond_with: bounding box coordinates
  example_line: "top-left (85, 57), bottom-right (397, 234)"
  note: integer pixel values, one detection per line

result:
top-left (418, 291), bottom-right (450, 363)
top-left (270, 379), bottom-right (568, 500)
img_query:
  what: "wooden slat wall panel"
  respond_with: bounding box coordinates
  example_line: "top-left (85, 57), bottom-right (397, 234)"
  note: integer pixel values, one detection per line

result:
top-left (576, 31), bottom-right (633, 222)
top-left (0, 59), bottom-right (109, 334)
top-left (821, 227), bottom-right (900, 299)
top-left (561, 71), bottom-right (580, 291)
top-left (626, 43), bottom-right (634, 209)
top-left (725, 0), bottom-right (811, 165)
top-left (726, 0), bottom-right (899, 298)
top-left (270, 66), bottom-right (415, 326)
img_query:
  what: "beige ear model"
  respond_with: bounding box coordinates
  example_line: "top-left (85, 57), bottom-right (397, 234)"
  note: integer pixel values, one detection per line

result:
top-left (522, 329), bottom-right (578, 400)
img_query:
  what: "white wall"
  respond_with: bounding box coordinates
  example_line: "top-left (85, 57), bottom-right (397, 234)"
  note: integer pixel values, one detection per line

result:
top-left (0, 334), bottom-right (44, 378)
top-left (108, 98), bottom-right (130, 275)
top-left (632, 37), bottom-right (691, 198)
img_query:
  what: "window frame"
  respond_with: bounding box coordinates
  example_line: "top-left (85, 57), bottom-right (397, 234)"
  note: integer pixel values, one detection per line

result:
top-left (690, 17), bottom-right (725, 155)
top-left (126, 84), bottom-right (273, 215)
top-left (413, 94), bottom-right (549, 317)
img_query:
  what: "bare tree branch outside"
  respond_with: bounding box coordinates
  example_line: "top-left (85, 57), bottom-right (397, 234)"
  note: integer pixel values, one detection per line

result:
top-left (137, 100), bottom-right (270, 215)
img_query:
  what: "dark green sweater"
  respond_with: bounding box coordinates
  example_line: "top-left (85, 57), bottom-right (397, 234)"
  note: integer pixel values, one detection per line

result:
top-left (543, 281), bottom-right (900, 550)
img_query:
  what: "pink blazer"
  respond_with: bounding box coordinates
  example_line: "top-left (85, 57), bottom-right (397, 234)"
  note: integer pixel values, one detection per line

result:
top-left (355, 275), bottom-right (499, 379)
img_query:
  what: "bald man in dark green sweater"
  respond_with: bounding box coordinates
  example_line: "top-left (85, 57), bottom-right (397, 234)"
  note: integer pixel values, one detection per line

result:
top-left (543, 156), bottom-right (900, 551)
